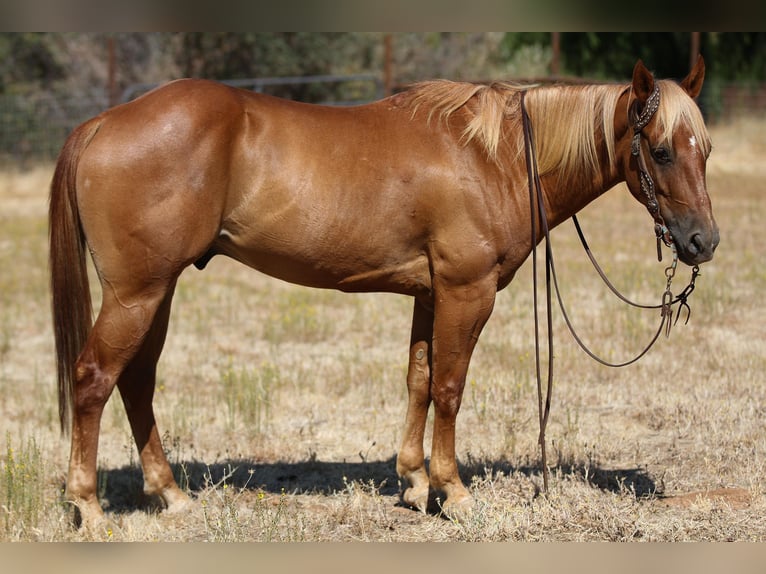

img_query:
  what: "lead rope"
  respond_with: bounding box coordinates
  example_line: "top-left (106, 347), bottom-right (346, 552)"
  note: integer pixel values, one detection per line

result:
top-left (520, 88), bottom-right (702, 494)
top-left (521, 91), bottom-right (554, 493)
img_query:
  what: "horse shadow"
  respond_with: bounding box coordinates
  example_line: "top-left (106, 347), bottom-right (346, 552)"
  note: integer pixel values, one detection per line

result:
top-left (96, 455), bottom-right (658, 516)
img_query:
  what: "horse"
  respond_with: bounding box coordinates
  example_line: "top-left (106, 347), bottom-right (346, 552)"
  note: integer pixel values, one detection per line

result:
top-left (49, 57), bottom-right (718, 528)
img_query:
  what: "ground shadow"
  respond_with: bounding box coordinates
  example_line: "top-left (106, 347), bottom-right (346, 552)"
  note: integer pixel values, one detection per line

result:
top-left (97, 456), bottom-right (401, 514)
top-left (563, 463), bottom-right (659, 498)
top-left (458, 457), bottom-right (659, 499)
top-left (96, 454), bottom-right (658, 515)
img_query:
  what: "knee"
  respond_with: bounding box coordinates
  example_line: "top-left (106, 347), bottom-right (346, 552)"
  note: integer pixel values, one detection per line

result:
top-left (432, 382), bottom-right (463, 417)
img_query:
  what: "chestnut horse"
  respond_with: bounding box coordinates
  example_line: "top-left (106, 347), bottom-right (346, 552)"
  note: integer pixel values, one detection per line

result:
top-left (50, 58), bottom-right (718, 527)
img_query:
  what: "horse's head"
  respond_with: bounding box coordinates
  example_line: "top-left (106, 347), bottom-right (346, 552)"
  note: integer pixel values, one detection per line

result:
top-left (621, 58), bottom-right (719, 266)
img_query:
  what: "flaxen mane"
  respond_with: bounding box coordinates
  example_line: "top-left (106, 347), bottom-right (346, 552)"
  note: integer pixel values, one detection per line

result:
top-left (406, 79), bottom-right (711, 186)
top-left (408, 80), bottom-right (525, 161)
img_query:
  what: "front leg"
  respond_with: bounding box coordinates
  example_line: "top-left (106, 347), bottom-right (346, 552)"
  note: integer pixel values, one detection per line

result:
top-left (428, 278), bottom-right (496, 518)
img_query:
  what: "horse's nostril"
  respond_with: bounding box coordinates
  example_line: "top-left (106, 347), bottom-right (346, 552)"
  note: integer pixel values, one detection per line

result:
top-left (689, 233), bottom-right (699, 255)
top-left (689, 233), bottom-right (703, 255)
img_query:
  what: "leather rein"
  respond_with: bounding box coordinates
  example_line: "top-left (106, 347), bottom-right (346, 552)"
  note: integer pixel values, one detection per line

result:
top-left (519, 87), bottom-right (701, 493)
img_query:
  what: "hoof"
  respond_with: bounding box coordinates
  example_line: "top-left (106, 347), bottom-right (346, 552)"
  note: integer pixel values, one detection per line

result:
top-left (402, 486), bottom-right (429, 513)
top-left (67, 497), bottom-right (107, 531)
top-left (75, 507), bottom-right (118, 538)
top-left (85, 515), bottom-right (119, 539)
top-left (164, 490), bottom-right (193, 515)
top-left (143, 484), bottom-right (193, 515)
top-left (439, 493), bottom-right (475, 522)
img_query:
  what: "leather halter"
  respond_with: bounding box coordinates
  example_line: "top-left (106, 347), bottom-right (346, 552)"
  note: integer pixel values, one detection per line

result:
top-left (629, 84), bottom-right (674, 260)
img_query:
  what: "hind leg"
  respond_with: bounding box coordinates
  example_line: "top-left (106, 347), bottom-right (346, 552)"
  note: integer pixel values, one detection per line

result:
top-left (396, 299), bottom-right (434, 511)
top-left (66, 281), bottom-right (175, 528)
top-left (116, 284), bottom-right (191, 514)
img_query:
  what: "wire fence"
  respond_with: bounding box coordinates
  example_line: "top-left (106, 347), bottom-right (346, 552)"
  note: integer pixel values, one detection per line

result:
top-left (711, 81), bottom-right (766, 121)
top-left (1, 78), bottom-right (764, 169)
top-left (0, 91), bottom-right (109, 168)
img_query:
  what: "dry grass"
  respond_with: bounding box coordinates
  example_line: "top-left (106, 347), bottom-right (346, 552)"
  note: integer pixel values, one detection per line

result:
top-left (0, 117), bottom-right (765, 541)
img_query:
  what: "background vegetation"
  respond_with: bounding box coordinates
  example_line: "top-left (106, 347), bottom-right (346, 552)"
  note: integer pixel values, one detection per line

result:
top-left (1, 32), bottom-right (765, 165)
top-left (4, 33), bottom-right (766, 94)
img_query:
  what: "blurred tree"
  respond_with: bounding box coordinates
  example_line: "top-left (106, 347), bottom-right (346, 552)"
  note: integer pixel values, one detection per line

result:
top-left (703, 32), bottom-right (766, 81)
top-left (175, 32), bottom-right (380, 102)
top-left (390, 33), bottom-right (515, 83)
top-left (560, 32), bottom-right (691, 80)
top-left (500, 32), bottom-right (766, 82)
top-left (0, 33), bottom-right (65, 93)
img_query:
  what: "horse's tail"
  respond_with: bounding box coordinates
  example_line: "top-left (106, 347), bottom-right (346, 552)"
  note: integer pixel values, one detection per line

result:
top-left (49, 117), bottom-right (102, 435)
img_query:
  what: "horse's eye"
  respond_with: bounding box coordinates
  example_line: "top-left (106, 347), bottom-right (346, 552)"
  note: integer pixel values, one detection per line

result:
top-left (652, 147), bottom-right (672, 164)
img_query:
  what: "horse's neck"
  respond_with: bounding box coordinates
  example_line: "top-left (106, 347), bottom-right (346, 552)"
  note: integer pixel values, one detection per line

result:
top-left (538, 161), bottom-right (621, 230)
top-left (523, 83), bottom-right (630, 229)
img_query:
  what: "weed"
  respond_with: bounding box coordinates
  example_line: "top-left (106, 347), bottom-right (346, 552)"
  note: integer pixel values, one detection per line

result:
top-left (0, 312), bottom-right (11, 362)
top-left (468, 378), bottom-right (487, 422)
top-left (252, 488), bottom-right (308, 542)
top-left (200, 464), bottom-right (249, 542)
top-left (198, 464), bottom-right (308, 542)
top-left (162, 430), bottom-right (190, 493)
top-left (220, 359), bottom-right (278, 435)
top-left (1, 433), bottom-right (45, 537)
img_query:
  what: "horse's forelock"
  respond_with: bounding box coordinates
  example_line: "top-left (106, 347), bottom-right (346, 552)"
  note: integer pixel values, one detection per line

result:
top-left (655, 80), bottom-right (712, 157)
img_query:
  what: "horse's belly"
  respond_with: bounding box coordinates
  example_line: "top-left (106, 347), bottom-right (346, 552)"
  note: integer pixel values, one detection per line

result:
top-left (214, 229), bottom-right (432, 297)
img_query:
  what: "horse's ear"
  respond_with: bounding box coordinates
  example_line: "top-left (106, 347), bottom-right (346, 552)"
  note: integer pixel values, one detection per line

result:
top-left (681, 55), bottom-right (705, 99)
top-left (631, 59), bottom-right (655, 104)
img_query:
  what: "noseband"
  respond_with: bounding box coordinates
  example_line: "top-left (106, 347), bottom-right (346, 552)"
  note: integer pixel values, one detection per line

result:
top-left (629, 84), bottom-right (674, 261)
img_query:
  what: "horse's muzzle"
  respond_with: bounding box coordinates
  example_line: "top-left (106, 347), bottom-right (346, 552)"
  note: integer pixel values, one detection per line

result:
top-left (677, 224), bottom-right (720, 265)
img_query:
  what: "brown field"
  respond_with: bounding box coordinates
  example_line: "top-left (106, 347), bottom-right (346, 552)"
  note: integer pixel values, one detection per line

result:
top-left (0, 117), bottom-right (764, 541)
